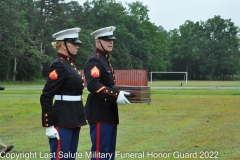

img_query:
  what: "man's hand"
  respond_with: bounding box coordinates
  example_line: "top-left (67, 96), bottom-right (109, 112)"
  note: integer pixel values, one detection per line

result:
top-left (46, 126), bottom-right (60, 140)
top-left (116, 91), bottom-right (131, 105)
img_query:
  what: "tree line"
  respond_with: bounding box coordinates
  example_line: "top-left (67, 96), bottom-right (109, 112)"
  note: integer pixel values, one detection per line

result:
top-left (0, 0), bottom-right (239, 81)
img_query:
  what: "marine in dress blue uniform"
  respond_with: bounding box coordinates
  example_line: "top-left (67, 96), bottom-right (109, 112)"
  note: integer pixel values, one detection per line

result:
top-left (84, 26), bottom-right (131, 160)
top-left (40, 28), bottom-right (87, 160)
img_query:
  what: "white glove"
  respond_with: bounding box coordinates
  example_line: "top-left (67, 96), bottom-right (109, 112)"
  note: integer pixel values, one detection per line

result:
top-left (116, 91), bottom-right (131, 105)
top-left (46, 126), bottom-right (60, 140)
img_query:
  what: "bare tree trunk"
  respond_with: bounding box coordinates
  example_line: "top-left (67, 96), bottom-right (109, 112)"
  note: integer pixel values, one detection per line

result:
top-left (12, 56), bottom-right (17, 81)
top-left (6, 56), bottom-right (11, 80)
top-left (40, 0), bottom-right (49, 76)
top-left (40, 42), bottom-right (43, 74)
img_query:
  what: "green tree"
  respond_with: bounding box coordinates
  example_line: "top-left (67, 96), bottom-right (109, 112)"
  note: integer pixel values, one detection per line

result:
top-left (201, 15), bottom-right (239, 80)
top-left (0, 0), bottom-right (45, 80)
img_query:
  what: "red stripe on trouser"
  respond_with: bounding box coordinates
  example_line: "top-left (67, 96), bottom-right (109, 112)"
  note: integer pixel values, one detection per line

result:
top-left (56, 127), bottom-right (61, 160)
top-left (96, 122), bottom-right (101, 160)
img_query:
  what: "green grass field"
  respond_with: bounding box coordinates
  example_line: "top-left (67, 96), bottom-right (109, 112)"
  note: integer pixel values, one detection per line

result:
top-left (0, 81), bottom-right (239, 160)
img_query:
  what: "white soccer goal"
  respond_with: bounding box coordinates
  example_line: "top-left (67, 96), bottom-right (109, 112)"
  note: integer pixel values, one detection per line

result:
top-left (149, 72), bottom-right (188, 84)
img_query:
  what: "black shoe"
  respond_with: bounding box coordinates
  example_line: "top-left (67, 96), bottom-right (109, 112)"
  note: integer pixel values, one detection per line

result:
top-left (1, 145), bottom-right (14, 156)
top-left (5, 145), bottom-right (14, 153)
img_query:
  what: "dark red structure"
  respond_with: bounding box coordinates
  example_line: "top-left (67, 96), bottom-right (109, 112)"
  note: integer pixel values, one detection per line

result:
top-left (78, 70), bottom-right (148, 86)
top-left (114, 70), bottom-right (148, 86)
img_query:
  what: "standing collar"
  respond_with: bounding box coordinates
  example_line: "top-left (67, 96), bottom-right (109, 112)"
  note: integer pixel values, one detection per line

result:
top-left (96, 48), bottom-right (110, 58)
top-left (57, 53), bottom-right (72, 61)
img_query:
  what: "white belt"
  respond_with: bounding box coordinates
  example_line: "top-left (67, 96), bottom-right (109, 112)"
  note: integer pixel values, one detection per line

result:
top-left (55, 95), bottom-right (82, 101)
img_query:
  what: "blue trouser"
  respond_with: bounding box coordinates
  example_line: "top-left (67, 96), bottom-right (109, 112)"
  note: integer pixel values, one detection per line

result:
top-left (48, 127), bottom-right (80, 160)
top-left (89, 122), bottom-right (117, 160)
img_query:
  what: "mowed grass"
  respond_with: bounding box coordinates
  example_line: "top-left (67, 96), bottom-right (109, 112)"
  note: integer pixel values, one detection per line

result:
top-left (0, 81), bottom-right (239, 160)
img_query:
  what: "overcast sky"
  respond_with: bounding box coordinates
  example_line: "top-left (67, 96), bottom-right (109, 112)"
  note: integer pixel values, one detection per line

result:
top-left (67, 0), bottom-right (240, 31)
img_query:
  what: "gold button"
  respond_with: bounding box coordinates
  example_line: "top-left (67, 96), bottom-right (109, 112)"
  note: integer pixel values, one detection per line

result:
top-left (106, 90), bottom-right (108, 92)
top-left (45, 114), bottom-right (48, 116)
top-left (105, 99), bottom-right (107, 101)
top-left (82, 83), bottom-right (84, 86)
top-left (71, 63), bottom-right (73, 65)
top-left (46, 124), bottom-right (48, 126)
top-left (111, 91), bottom-right (113, 93)
top-left (46, 119), bottom-right (48, 121)
top-left (74, 68), bottom-right (76, 70)
top-left (115, 93), bottom-right (118, 95)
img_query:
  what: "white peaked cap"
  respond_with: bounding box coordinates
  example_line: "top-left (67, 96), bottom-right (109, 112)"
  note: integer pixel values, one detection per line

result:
top-left (91, 26), bottom-right (116, 40)
top-left (52, 28), bottom-right (81, 40)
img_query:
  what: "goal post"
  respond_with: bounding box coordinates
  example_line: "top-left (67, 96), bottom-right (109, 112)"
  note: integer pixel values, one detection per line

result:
top-left (150, 72), bottom-right (188, 84)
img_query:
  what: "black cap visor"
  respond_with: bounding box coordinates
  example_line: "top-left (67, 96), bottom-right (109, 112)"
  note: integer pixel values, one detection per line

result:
top-left (98, 35), bottom-right (116, 40)
top-left (64, 38), bottom-right (82, 44)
